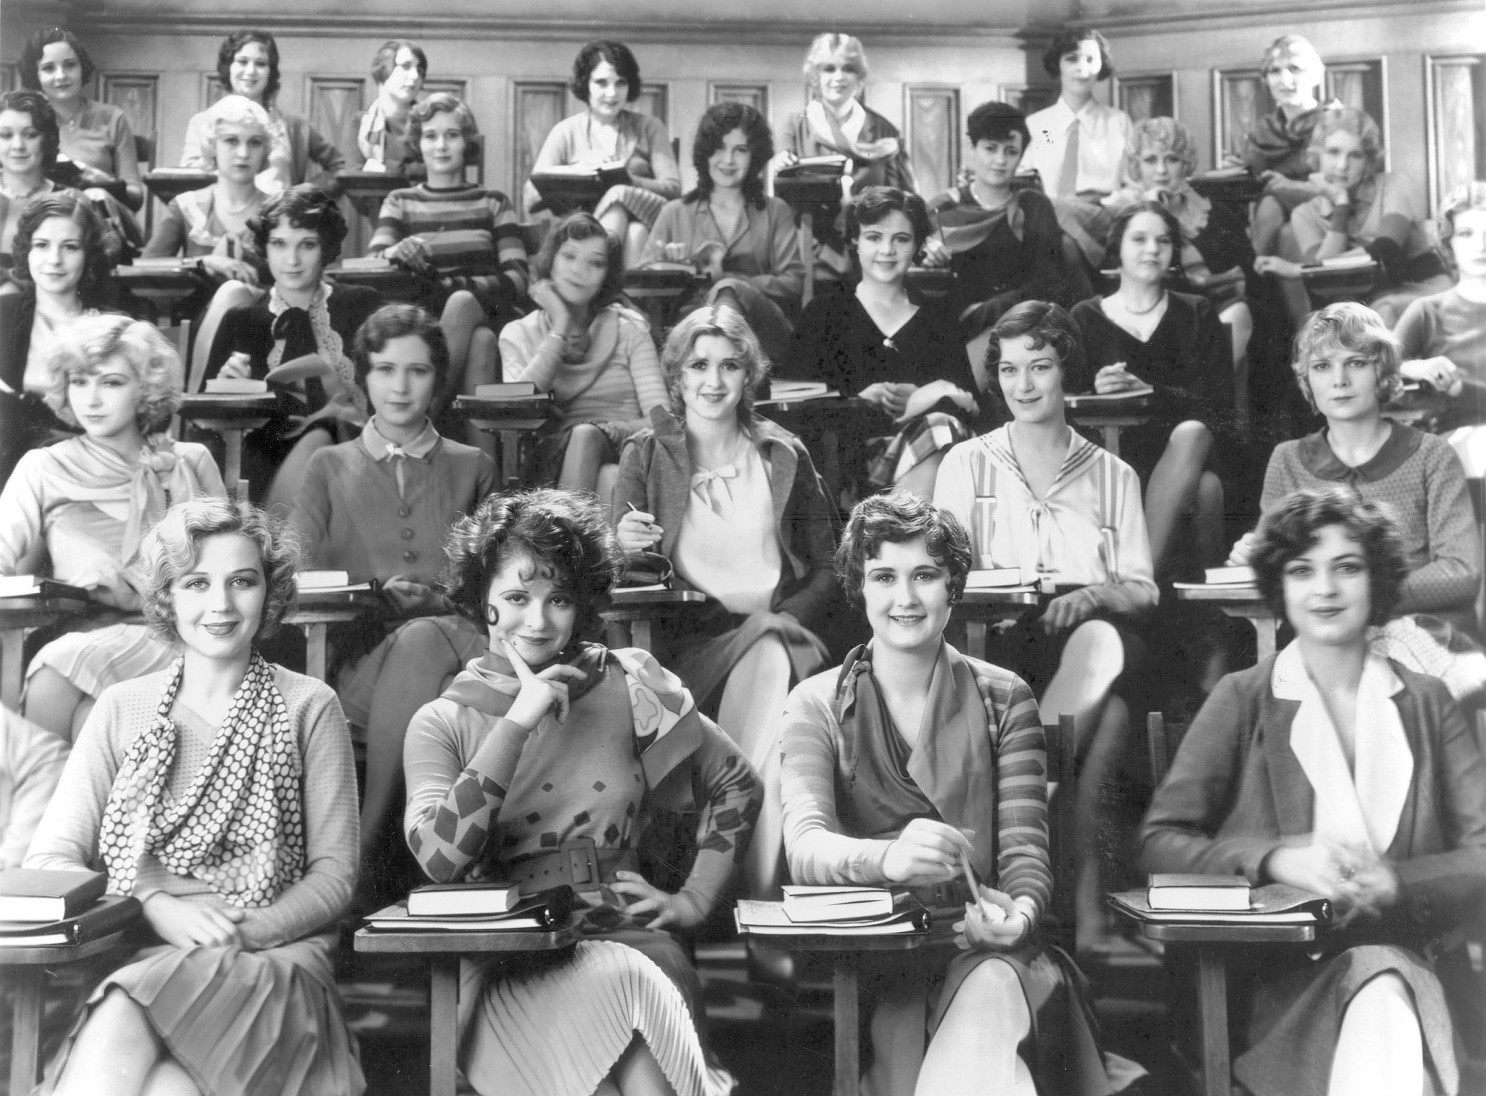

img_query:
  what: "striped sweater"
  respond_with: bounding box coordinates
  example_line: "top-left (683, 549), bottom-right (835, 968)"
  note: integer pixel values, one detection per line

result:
top-left (370, 182), bottom-right (529, 303)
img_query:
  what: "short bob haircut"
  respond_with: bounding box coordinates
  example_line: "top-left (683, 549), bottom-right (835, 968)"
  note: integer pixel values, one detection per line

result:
top-left (1105, 199), bottom-right (1185, 275)
top-left (0, 90), bottom-right (61, 172)
top-left (533, 212), bottom-right (626, 311)
top-left (844, 187), bottom-right (934, 267)
top-left (1121, 117), bottom-right (1199, 189)
top-left (986, 300), bottom-right (1084, 400)
top-left (45, 313), bottom-right (184, 435)
top-left (194, 93), bottom-right (272, 169)
top-left (803, 33), bottom-right (868, 86)
top-left (1250, 486), bottom-right (1407, 627)
top-left (353, 302), bottom-right (451, 394)
top-left (966, 100), bottom-right (1030, 150)
top-left (215, 29), bottom-right (281, 104)
top-left (1259, 34), bottom-right (1325, 84)
top-left (835, 491), bottom-right (974, 612)
top-left (371, 39), bottom-right (428, 85)
top-left (1437, 181), bottom-right (1486, 249)
top-left (137, 497), bottom-right (301, 645)
top-left (408, 93), bottom-right (479, 167)
top-left (660, 305), bottom-right (771, 425)
top-left (688, 101), bottom-right (773, 208)
top-left (571, 40), bottom-right (642, 105)
top-left (440, 488), bottom-right (622, 644)
top-left (1290, 301), bottom-right (1403, 410)
top-left (1042, 26), bottom-right (1114, 82)
top-left (19, 28), bottom-right (97, 92)
top-left (10, 192), bottom-right (113, 306)
top-left (249, 184), bottom-right (349, 269)
top-left (1307, 107), bottom-right (1385, 181)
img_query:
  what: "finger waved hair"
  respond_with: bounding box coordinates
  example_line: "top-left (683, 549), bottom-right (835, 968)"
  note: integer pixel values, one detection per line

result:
top-left (659, 305), bottom-right (770, 424)
top-left (1290, 301), bottom-right (1402, 411)
top-left (136, 497), bottom-right (300, 645)
top-left (835, 491), bottom-right (972, 612)
top-left (45, 313), bottom-right (183, 435)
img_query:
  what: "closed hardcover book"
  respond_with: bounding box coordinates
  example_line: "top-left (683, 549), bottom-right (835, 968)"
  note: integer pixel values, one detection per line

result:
top-left (1204, 565), bottom-right (1255, 585)
top-left (781, 885), bottom-right (910, 922)
top-left (1112, 883), bottom-right (1331, 924)
top-left (204, 378), bottom-right (270, 395)
top-left (1147, 873), bottom-right (1251, 911)
top-left (295, 570), bottom-right (352, 590)
top-left (408, 881), bottom-right (521, 917)
top-left (473, 382), bottom-right (540, 399)
top-left (370, 886), bottom-right (574, 930)
top-left (964, 569), bottom-right (1025, 590)
top-left (0, 895), bottom-right (141, 946)
top-left (736, 898), bottom-right (929, 935)
top-left (0, 869), bottom-right (107, 922)
top-left (0, 576), bottom-right (90, 602)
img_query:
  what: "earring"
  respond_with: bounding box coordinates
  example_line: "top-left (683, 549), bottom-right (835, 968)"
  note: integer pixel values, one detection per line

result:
top-left (484, 604), bottom-right (499, 626)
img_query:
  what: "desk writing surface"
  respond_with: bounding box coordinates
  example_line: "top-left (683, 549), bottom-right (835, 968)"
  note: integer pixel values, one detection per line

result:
top-left (354, 916), bottom-right (582, 954)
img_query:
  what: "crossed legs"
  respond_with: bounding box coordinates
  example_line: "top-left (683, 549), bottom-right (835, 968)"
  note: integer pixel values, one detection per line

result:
top-left (916, 958), bottom-right (1035, 1095)
top-left (23, 668), bottom-right (93, 743)
top-left (716, 635), bottom-right (793, 897)
top-left (1328, 972), bottom-right (1425, 1096)
top-left (54, 988), bottom-right (200, 1096)
top-left (1145, 420), bottom-right (1224, 581)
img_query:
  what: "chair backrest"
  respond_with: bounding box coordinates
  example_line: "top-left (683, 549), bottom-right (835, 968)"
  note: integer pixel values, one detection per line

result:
top-left (1146, 712), bottom-right (1188, 786)
top-left (1042, 712), bottom-right (1077, 790)
top-left (134, 134), bottom-right (156, 168)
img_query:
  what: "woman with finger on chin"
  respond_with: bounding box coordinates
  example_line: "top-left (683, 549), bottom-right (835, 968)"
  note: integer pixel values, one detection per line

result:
top-left (780, 491), bottom-right (1146, 1096)
top-left (402, 488), bottom-right (759, 1096)
top-left (1140, 486), bottom-right (1486, 1096)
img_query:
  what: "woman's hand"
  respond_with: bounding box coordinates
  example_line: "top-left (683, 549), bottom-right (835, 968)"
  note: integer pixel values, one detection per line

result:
top-left (882, 817), bottom-right (972, 888)
top-left (1336, 850), bottom-right (1399, 927)
top-left (1401, 356), bottom-right (1464, 398)
top-left (1039, 588), bottom-right (1097, 634)
top-left (1227, 530), bottom-right (1258, 567)
top-left (899, 380), bottom-right (977, 424)
top-left (1316, 179), bottom-right (1352, 209)
top-left (693, 241), bottom-right (726, 280)
top-left (953, 886), bottom-right (1031, 952)
top-left (529, 279), bottom-right (579, 333)
top-left (217, 352), bottom-right (254, 381)
top-left (617, 509), bottom-right (663, 553)
top-left (610, 870), bottom-right (704, 930)
top-left (1254, 256), bottom-right (1303, 280)
top-left (919, 237), bottom-right (953, 269)
top-left (770, 149), bottom-right (800, 174)
top-left (502, 638), bottom-right (588, 731)
top-left (201, 254), bottom-right (260, 287)
top-left (384, 235), bottom-right (433, 274)
top-left (1266, 841), bottom-right (1400, 926)
top-left (1093, 363), bottom-right (1145, 395)
top-left (858, 381), bottom-right (915, 418)
top-left (381, 576), bottom-right (443, 615)
top-left (141, 892), bottom-right (245, 948)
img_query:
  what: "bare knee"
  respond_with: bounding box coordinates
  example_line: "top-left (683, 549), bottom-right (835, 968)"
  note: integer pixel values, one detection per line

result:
top-left (1061, 619), bottom-right (1125, 683)
top-left (1164, 419), bottom-right (1213, 463)
top-left (945, 959), bottom-right (1028, 1030)
top-left (441, 289), bottom-right (483, 329)
top-left (78, 987), bottom-right (158, 1051)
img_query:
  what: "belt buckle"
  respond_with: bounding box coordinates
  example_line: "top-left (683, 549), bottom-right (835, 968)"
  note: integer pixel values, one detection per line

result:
top-left (561, 836), bottom-right (602, 890)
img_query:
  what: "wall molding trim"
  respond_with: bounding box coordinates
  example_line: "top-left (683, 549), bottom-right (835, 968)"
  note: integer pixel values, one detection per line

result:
top-left (1094, 0), bottom-right (1478, 36)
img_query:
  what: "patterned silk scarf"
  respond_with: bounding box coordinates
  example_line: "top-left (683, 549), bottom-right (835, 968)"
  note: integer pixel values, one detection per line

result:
top-left (99, 654), bottom-right (305, 906)
top-left (935, 186), bottom-right (1027, 255)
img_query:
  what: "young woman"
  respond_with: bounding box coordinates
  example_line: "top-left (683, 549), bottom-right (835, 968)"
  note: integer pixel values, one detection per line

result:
top-left (643, 101), bottom-right (805, 368)
top-left (1071, 200), bottom-right (1233, 582)
top-left (788, 186), bottom-right (981, 499)
top-left (204, 185), bottom-right (382, 507)
top-left (0, 193), bottom-right (113, 483)
top-left (614, 306), bottom-right (839, 897)
top-left (356, 39), bottom-right (427, 174)
top-left (923, 100), bottom-right (1073, 340)
top-left (290, 303), bottom-right (495, 865)
top-left (1020, 26), bottom-right (1132, 273)
top-left (403, 488), bottom-right (759, 1096)
top-left (526, 40), bottom-right (680, 266)
top-left (27, 496), bottom-right (363, 1096)
top-left (0, 315), bottom-right (225, 743)
top-left (0, 90), bottom-right (65, 260)
top-left (179, 29), bottom-right (344, 194)
top-left (780, 491), bottom-right (1146, 1096)
top-left (1141, 487), bottom-right (1486, 1096)
top-left (935, 300), bottom-right (1158, 952)
top-left (499, 211), bottom-right (664, 494)
top-left (1229, 303), bottom-right (1482, 691)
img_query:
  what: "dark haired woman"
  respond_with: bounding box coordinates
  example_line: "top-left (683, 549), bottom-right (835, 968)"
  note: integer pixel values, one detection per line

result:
top-left (1141, 486), bottom-right (1486, 1096)
top-left (788, 186), bottom-right (981, 498)
top-left (500, 211), bottom-right (664, 494)
top-left (357, 39), bottom-right (427, 173)
top-left (290, 303), bottom-right (495, 868)
top-left (0, 89), bottom-right (65, 259)
top-left (179, 29), bottom-right (344, 194)
top-left (403, 487), bottom-right (758, 1096)
top-left (643, 101), bottom-right (804, 366)
top-left (526, 40), bottom-right (680, 266)
top-left (27, 496), bottom-right (363, 1096)
top-left (781, 490), bottom-right (1145, 1096)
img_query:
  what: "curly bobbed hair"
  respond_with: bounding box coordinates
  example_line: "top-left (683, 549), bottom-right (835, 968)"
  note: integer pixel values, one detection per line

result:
top-left (1289, 301), bottom-right (1403, 412)
top-left (835, 491), bottom-right (973, 612)
top-left (248, 184), bottom-right (348, 270)
top-left (45, 313), bottom-right (183, 435)
top-left (215, 29), bottom-right (281, 104)
top-left (10, 192), bottom-right (112, 306)
top-left (659, 305), bottom-right (771, 426)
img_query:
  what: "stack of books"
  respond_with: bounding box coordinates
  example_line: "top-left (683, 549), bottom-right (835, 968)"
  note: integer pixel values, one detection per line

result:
top-left (364, 883), bottom-right (576, 932)
top-left (1109, 875), bottom-right (1333, 925)
top-left (735, 885), bottom-right (930, 936)
top-left (0, 869), bottom-right (141, 947)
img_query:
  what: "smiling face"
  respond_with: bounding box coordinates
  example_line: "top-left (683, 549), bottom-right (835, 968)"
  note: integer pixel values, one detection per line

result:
top-left (707, 127), bottom-right (752, 192)
top-left (862, 536), bottom-right (953, 656)
top-left (214, 119), bottom-right (269, 182)
top-left (0, 109), bottom-right (45, 180)
top-left (36, 42), bottom-right (84, 106)
top-left (678, 333), bottom-right (747, 424)
top-left (172, 532), bottom-right (267, 666)
top-left (27, 214), bottom-right (86, 298)
top-left (550, 235), bottom-right (609, 310)
top-left (1118, 210), bottom-right (1174, 285)
top-left (1305, 343), bottom-right (1382, 423)
top-left (855, 210), bottom-right (916, 287)
top-left (1059, 38), bottom-right (1103, 92)
top-left (1281, 524), bottom-right (1371, 649)
top-left (1451, 208), bottom-right (1486, 282)
top-left (1263, 52), bottom-right (1323, 111)
top-left (229, 40), bottom-right (272, 101)
top-left (419, 110), bottom-right (466, 181)
top-left (587, 59), bottom-right (629, 124)
top-left (969, 131), bottom-right (1025, 192)
top-left (1134, 142), bottom-right (1187, 190)
top-left (1319, 128), bottom-right (1369, 193)
top-left (997, 334), bottom-right (1066, 425)
top-left (265, 220), bottom-right (325, 299)
top-left (365, 333), bottom-right (437, 439)
top-left (68, 355), bottom-right (143, 447)
top-left (484, 550), bottom-right (577, 668)
top-left (816, 51), bottom-right (864, 110)
top-left (383, 46), bottom-right (424, 105)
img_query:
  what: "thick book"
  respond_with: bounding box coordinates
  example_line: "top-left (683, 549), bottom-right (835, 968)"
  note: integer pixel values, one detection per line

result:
top-left (473, 382), bottom-right (540, 399)
top-left (1147, 873), bottom-right (1251, 911)
top-left (0, 869), bottom-right (108, 922)
top-left (1065, 385), bottom-right (1155, 409)
top-left (736, 898), bottom-right (930, 936)
top-left (408, 881), bottom-right (521, 917)
top-left (1204, 565), bottom-right (1255, 586)
top-left (778, 155), bottom-right (848, 176)
top-left (0, 894), bottom-right (141, 946)
top-left (205, 377), bottom-right (269, 395)
top-left (781, 885), bottom-right (911, 922)
top-left (366, 887), bottom-right (574, 932)
top-left (0, 576), bottom-right (90, 602)
top-left (1110, 883), bottom-right (1332, 925)
top-left (295, 570), bottom-right (351, 590)
top-left (964, 568), bottom-right (1026, 590)
top-left (764, 380), bottom-right (834, 402)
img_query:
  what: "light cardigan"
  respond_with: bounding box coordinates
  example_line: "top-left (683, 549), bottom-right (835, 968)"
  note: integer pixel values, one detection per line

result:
top-left (523, 109), bottom-right (680, 211)
top-left (1290, 171), bottom-right (1435, 267)
top-left (26, 664), bottom-right (358, 952)
top-left (642, 195), bottom-right (805, 308)
top-left (1394, 289), bottom-right (1486, 431)
top-left (1021, 97), bottom-right (1132, 199)
top-left (934, 425), bottom-right (1158, 616)
top-left (180, 106), bottom-right (344, 192)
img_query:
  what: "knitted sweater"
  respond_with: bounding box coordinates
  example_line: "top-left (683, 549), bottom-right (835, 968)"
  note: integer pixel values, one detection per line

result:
top-left (370, 182), bottom-right (529, 302)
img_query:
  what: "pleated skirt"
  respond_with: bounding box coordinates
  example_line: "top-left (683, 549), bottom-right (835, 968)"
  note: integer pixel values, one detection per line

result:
top-left (457, 939), bottom-right (732, 1096)
top-left (42, 938), bottom-right (365, 1096)
top-left (26, 622), bottom-right (174, 700)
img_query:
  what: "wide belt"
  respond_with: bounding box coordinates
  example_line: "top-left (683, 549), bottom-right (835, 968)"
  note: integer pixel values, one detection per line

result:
top-left (504, 837), bottom-right (639, 893)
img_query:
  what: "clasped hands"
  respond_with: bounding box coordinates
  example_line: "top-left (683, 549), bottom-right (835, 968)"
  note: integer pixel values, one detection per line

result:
top-left (883, 818), bottom-right (1030, 951)
top-left (1265, 839), bottom-right (1399, 927)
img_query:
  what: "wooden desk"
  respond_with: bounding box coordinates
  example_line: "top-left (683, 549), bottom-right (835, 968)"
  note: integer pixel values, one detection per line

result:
top-left (1065, 392), bottom-right (1155, 459)
top-left (177, 393), bottom-right (277, 495)
top-left (775, 174), bottom-right (846, 308)
top-left (622, 267), bottom-right (698, 338)
top-left (3, 933), bottom-right (128, 1096)
top-left (142, 170), bottom-right (215, 207)
top-left (327, 261), bottom-right (425, 302)
top-left (337, 172), bottom-right (405, 221)
top-left (951, 586), bottom-right (1041, 660)
top-left (287, 589), bottom-right (385, 681)
top-left (354, 918), bottom-right (582, 1096)
top-left (1173, 584), bottom-right (1277, 662)
top-left (603, 588), bottom-right (710, 651)
top-left (904, 266), bottom-right (954, 300)
top-left (455, 394), bottom-right (560, 488)
top-left (0, 594), bottom-right (89, 709)
top-left (115, 261), bottom-right (211, 325)
top-left (1188, 172), bottom-right (1264, 205)
top-left (755, 396), bottom-right (892, 501)
top-left (1300, 261), bottom-right (1382, 307)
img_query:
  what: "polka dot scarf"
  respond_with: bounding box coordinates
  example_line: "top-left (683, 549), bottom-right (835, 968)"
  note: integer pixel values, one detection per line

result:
top-left (99, 654), bottom-right (305, 907)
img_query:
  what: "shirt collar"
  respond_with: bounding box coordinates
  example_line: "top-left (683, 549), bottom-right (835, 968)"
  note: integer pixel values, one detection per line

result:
top-left (1271, 638), bottom-right (1403, 701)
top-left (360, 415), bottom-right (439, 461)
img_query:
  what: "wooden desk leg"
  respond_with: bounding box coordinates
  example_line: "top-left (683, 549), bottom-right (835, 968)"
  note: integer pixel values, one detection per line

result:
top-left (1, 628), bottom-right (25, 710)
top-left (302, 622), bottom-right (329, 682)
top-left (500, 430), bottom-right (521, 489)
top-left (964, 620), bottom-right (987, 661)
top-left (1252, 618), bottom-right (1276, 662)
top-left (630, 619), bottom-right (653, 653)
top-left (832, 955), bottom-right (860, 1096)
top-left (1195, 946), bottom-right (1231, 1096)
top-left (223, 430), bottom-right (245, 497)
top-left (428, 955), bottom-right (459, 1096)
top-left (10, 965), bottom-right (42, 1096)
top-left (800, 213), bottom-right (816, 308)
top-left (1101, 424), bottom-right (1122, 458)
